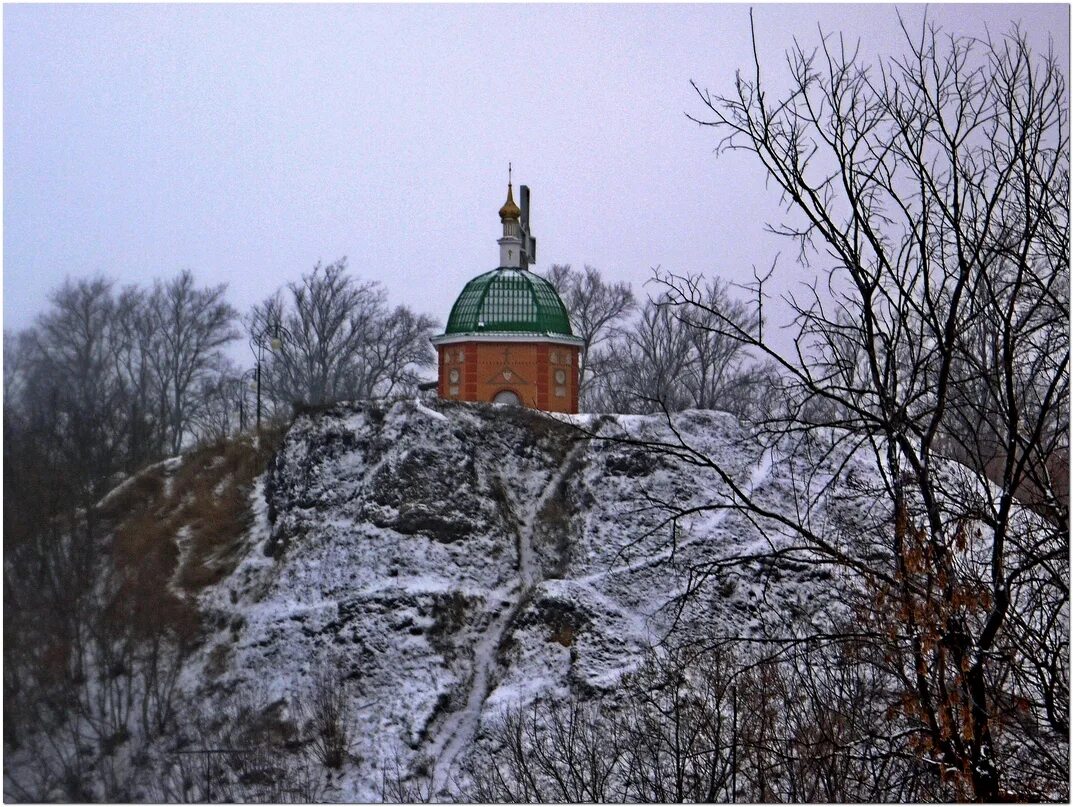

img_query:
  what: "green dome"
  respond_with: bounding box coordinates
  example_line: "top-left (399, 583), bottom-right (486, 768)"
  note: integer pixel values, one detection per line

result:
top-left (444, 269), bottom-right (574, 336)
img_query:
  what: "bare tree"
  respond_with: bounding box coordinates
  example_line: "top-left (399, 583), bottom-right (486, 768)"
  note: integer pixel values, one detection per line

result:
top-left (7, 279), bottom-right (134, 506)
top-left (671, 274), bottom-right (763, 412)
top-left (188, 360), bottom-right (248, 444)
top-left (542, 264), bottom-right (636, 406)
top-left (6, 272), bottom-right (236, 487)
top-left (591, 296), bottom-right (694, 414)
top-left (251, 258), bottom-right (437, 410)
top-left (348, 304), bottom-right (439, 400)
top-left (588, 281), bottom-right (766, 417)
top-left (467, 697), bottom-right (629, 802)
top-left (626, 15), bottom-right (1071, 800)
top-left (294, 666), bottom-right (354, 769)
top-left (466, 640), bottom-right (926, 803)
top-left (143, 270), bottom-right (239, 455)
top-left (110, 286), bottom-right (163, 468)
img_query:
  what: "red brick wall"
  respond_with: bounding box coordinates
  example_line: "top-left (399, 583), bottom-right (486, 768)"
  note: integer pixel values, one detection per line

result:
top-left (437, 341), bottom-right (580, 414)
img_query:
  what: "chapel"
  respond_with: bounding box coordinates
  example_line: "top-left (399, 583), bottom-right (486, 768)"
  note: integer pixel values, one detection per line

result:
top-left (431, 175), bottom-right (583, 413)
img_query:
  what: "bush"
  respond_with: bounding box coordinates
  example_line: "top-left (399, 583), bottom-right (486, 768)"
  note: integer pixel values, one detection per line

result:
top-left (295, 667), bottom-right (354, 769)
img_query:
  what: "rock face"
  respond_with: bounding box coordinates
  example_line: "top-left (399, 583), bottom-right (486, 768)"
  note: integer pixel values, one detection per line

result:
top-left (10, 393), bottom-right (1061, 802)
top-left (5, 397), bottom-right (862, 801)
top-left (179, 397), bottom-right (850, 800)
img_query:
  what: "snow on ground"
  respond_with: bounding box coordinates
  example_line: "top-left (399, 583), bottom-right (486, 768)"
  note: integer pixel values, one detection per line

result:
top-left (91, 398), bottom-right (864, 800)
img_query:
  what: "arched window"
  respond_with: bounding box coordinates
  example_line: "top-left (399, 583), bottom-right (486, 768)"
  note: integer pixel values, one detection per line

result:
top-left (492, 389), bottom-right (521, 406)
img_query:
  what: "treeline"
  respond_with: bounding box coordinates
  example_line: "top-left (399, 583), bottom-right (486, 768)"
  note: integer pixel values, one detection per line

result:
top-left (4, 259), bottom-right (436, 516)
top-left (543, 264), bottom-right (775, 418)
top-left (2, 259), bottom-right (437, 800)
top-left (3, 254), bottom-right (769, 532)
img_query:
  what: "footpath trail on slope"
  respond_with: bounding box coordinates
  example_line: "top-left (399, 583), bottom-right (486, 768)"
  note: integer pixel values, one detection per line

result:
top-left (426, 439), bottom-right (587, 797)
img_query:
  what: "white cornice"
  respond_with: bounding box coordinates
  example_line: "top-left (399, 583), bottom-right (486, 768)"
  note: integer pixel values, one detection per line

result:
top-left (430, 332), bottom-right (584, 347)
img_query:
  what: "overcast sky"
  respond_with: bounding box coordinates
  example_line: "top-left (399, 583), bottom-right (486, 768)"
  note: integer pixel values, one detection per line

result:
top-left (4, 3), bottom-right (1069, 345)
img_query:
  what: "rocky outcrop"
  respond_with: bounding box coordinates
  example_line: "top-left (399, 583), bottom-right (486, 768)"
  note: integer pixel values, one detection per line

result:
top-left (180, 398), bottom-right (852, 799)
top-left (9, 397), bottom-right (858, 801)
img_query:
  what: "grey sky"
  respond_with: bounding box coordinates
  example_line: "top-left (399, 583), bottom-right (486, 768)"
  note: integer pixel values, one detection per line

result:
top-left (4, 3), bottom-right (1068, 345)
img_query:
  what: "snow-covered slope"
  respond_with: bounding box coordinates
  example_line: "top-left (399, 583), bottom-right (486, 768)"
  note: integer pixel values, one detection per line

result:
top-left (9, 394), bottom-right (1063, 802)
top-left (8, 397), bottom-right (880, 802)
top-left (174, 398), bottom-right (852, 800)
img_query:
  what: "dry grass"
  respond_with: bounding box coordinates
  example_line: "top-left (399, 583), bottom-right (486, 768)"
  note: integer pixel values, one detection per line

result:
top-left (97, 465), bottom-right (168, 523)
top-left (110, 478), bottom-right (196, 642)
top-left (171, 431), bottom-right (282, 590)
top-left (103, 428), bottom-right (284, 639)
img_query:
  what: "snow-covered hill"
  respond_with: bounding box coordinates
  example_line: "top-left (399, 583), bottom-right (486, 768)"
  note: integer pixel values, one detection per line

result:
top-left (7, 397), bottom-right (870, 801)
top-left (181, 398), bottom-right (856, 799)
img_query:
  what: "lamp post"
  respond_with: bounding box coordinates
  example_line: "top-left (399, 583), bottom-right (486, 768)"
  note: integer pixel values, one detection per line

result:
top-left (249, 330), bottom-right (267, 432)
top-left (249, 318), bottom-right (292, 431)
top-left (237, 368), bottom-right (256, 432)
top-left (255, 346), bottom-right (263, 431)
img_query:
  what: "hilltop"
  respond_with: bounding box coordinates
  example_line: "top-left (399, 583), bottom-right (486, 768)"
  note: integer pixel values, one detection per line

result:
top-left (5, 398), bottom-right (874, 801)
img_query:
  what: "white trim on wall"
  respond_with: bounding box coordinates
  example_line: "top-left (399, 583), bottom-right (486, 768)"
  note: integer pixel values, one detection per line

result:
top-left (430, 332), bottom-right (584, 348)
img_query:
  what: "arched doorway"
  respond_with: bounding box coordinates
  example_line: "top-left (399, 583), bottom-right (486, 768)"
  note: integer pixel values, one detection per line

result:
top-left (492, 389), bottom-right (521, 406)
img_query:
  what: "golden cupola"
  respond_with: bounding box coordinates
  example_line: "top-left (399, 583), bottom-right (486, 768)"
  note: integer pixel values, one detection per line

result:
top-left (498, 182), bottom-right (521, 221)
